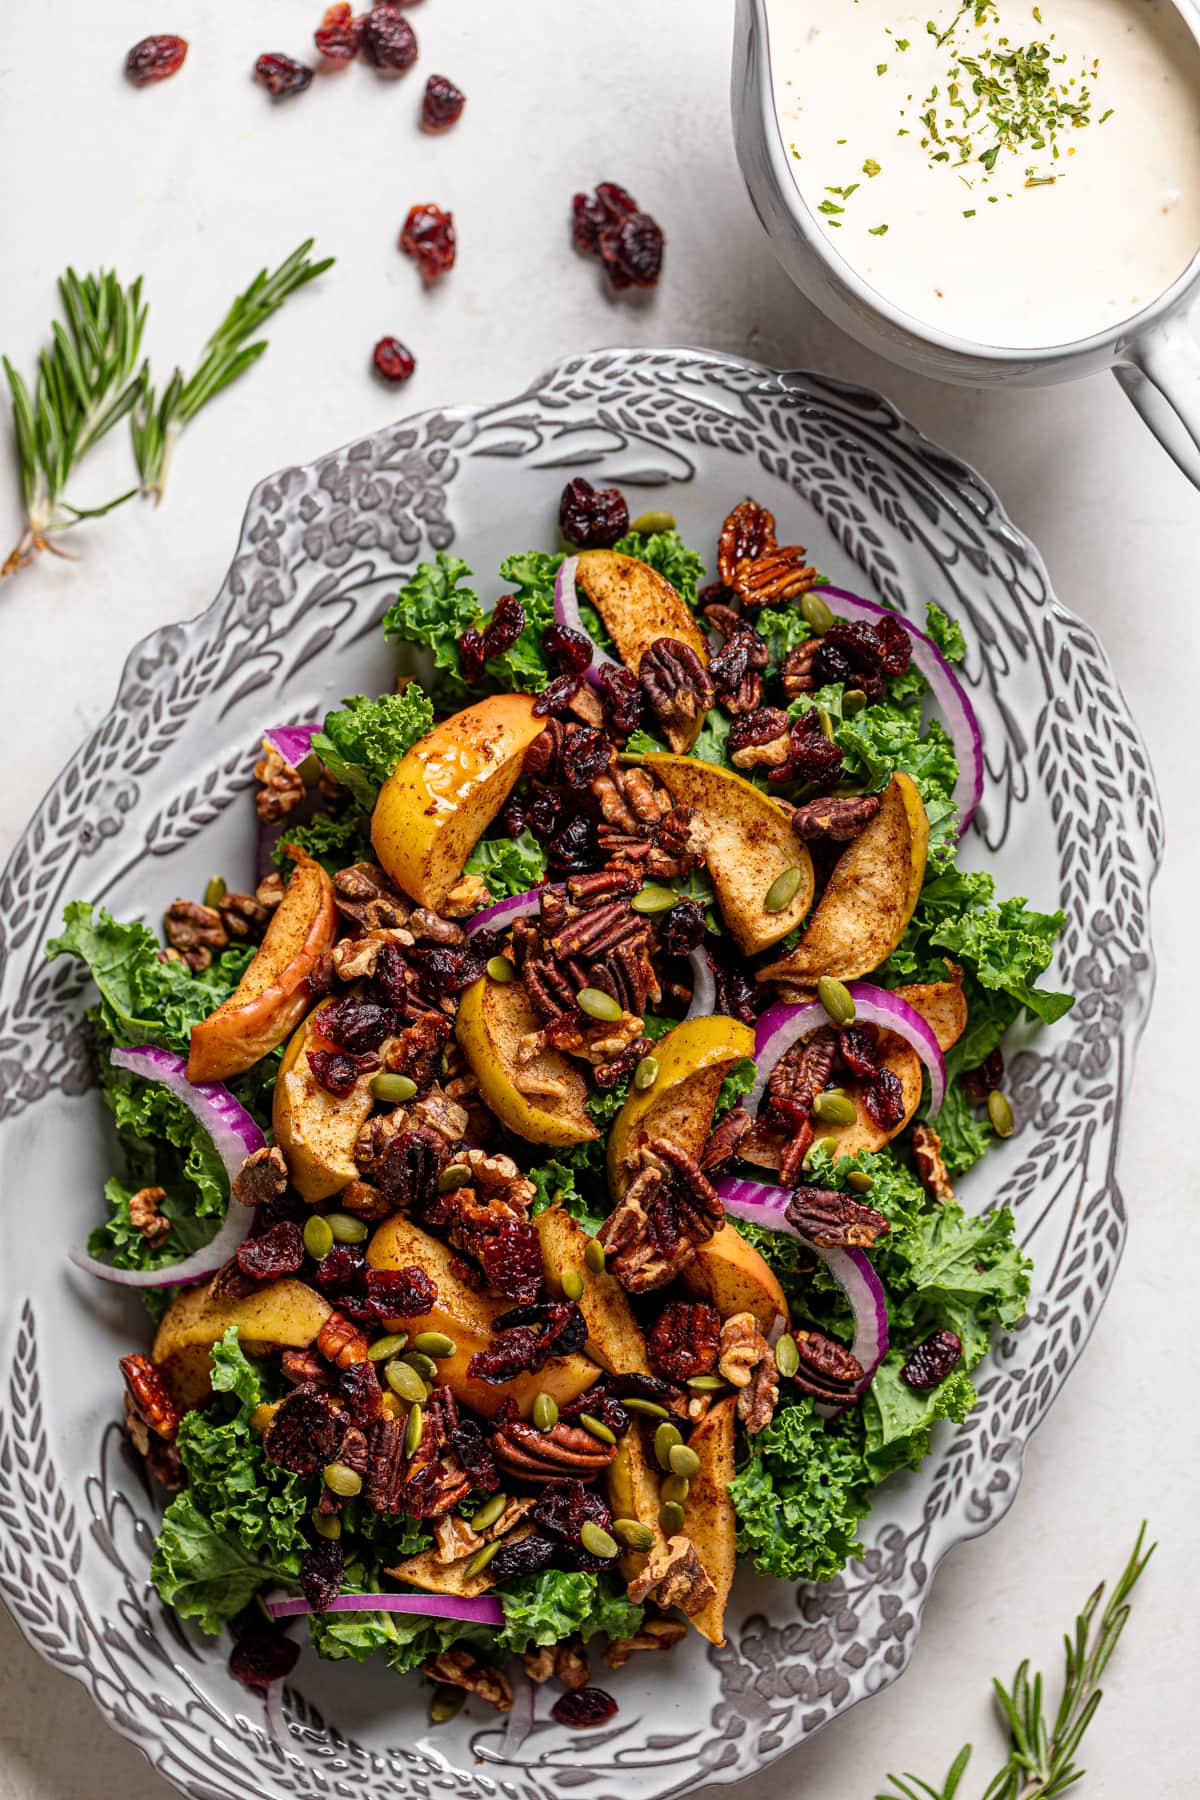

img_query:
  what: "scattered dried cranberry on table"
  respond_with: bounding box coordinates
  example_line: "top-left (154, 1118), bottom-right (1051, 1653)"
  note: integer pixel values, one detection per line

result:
top-left (401, 203), bottom-right (456, 279)
top-left (125, 35), bottom-right (188, 85)
top-left (255, 53), bottom-right (314, 97)
top-left (362, 3), bottom-right (418, 73)
top-left (373, 336), bottom-right (416, 383)
top-left (314, 2), bottom-right (365, 62)
top-left (421, 74), bottom-right (465, 131)
top-left (572, 181), bottom-right (665, 290)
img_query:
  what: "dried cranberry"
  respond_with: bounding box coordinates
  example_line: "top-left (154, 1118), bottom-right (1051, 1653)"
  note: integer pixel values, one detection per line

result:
top-left (710, 954), bottom-right (757, 1026)
top-left (862, 1067), bottom-right (906, 1130)
top-left (768, 709), bottom-right (844, 789)
top-left (962, 1049), bottom-right (1004, 1106)
top-left (533, 1478), bottom-right (613, 1553)
top-left (264, 1385), bottom-right (341, 1476)
top-left (609, 1370), bottom-right (684, 1408)
top-left (875, 613), bottom-right (912, 677)
top-left (373, 336), bottom-right (416, 383)
top-left (558, 478), bottom-right (629, 549)
top-left (552, 1687), bottom-right (619, 1729)
top-left (366, 1265), bottom-right (437, 1318)
top-left (458, 627), bottom-right (487, 685)
top-left (838, 1023), bottom-right (881, 1079)
top-left (496, 1301), bottom-right (588, 1360)
top-left (533, 672), bottom-right (582, 718)
top-left (571, 193), bottom-right (609, 256)
top-left (452, 1417), bottom-right (500, 1490)
top-left (490, 1533), bottom-right (557, 1579)
top-left (362, 3), bottom-right (418, 71)
top-left (543, 622), bottom-right (594, 675)
top-left (526, 789), bottom-right (563, 839)
top-left (307, 1048), bottom-right (380, 1096)
top-left (595, 181), bottom-right (639, 219)
top-left (126, 35), bottom-right (188, 84)
top-left (255, 53), bottom-right (314, 96)
top-left (340, 1359), bottom-right (384, 1426)
top-left (902, 1329), bottom-right (963, 1391)
top-left (315, 995), bottom-right (395, 1053)
top-left (314, 3), bottom-right (364, 61)
top-left (596, 661), bottom-right (644, 734)
top-left (421, 71), bottom-right (465, 130)
top-left (547, 813), bottom-right (599, 872)
top-left (482, 594), bottom-right (526, 658)
top-left (598, 211), bottom-right (665, 289)
top-left (647, 1301), bottom-right (721, 1380)
top-left (501, 794), bottom-right (528, 836)
top-left (401, 204), bottom-right (455, 279)
top-left (479, 1219), bottom-right (544, 1304)
top-left (467, 1326), bottom-right (541, 1383)
top-left (229, 1624), bottom-right (300, 1690)
top-left (301, 1537), bottom-right (345, 1610)
top-left (559, 1388), bottom-right (629, 1437)
top-left (313, 1243), bottom-right (367, 1291)
top-left (813, 621), bottom-right (887, 701)
top-left (406, 938), bottom-right (486, 994)
top-left (237, 1220), bottom-right (305, 1281)
top-left (659, 899), bottom-right (706, 958)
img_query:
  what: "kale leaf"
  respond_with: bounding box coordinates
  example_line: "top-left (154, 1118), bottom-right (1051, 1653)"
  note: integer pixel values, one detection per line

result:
top-left (311, 688), bottom-right (434, 811)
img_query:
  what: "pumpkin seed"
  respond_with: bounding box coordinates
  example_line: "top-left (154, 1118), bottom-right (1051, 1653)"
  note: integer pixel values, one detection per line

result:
top-left (464, 1538), bottom-right (501, 1579)
top-left (988, 1090), bottom-right (1015, 1137)
top-left (816, 975), bottom-right (856, 1026)
top-left (371, 1071), bottom-right (417, 1103)
top-left (764, 866), bottom-right (802, 913)
top-left (487, 955), bottom-right (517, 983)
top-left (402, 1351), bottom-right (439, 1383)
top-left (660, 1472), bottom-right (690, 1503)
top-left (578, 1412), bottom-right (616, 1446)
top-left (303, 1215), bottom-right (334, 1261)
top-left (659, 1500), bottom-right (686, 1534)
top-left (584, 1237), bottom-right (606, 1274)
top-left (803, 1136), bottom-right (839, 1170)
top-left (685, 1373), bottom-right (727, 1391)
top-left (562, 1268), bottom-right (585, 1302)
top-left (846, 1168), bottom-right (874, 1195)
top-left (532, 1392), bottom-right (559, 1433)
top-left (631, 885), bottom-right (680, 915)
top-left (437, 1162), bottom-right (472, 1193)
top-left (633, 1056), bottom-right (660, 1091)
top-left (204, 874), bottom-right (227, 909)
top-left (842, 688), bottom-right (867, 717)
top-left (775, 1333), bottom-right (800, 1378)
top-left (622, 1397), bottom-right (669, 1419)
top-left (800, 591), bottom-right (834, 633)
top-left (430, 1683), bottom-right (465, 1724)
top-left (612, 1517), bottom-right (655, 1551)
top-left (404, 1401), bottom-right (424, 1458)
top-left (410, 1331), bottom-right (456, 1358)
top-left (654, 1422), bottom-right (683, 1469)
top-left (577, 986), bottom-right (623, 1022)
top-left (327, 1212), bottom-right (368, 1244)
top-left (368, 1332), bottom-right (408, 1362)
top-left (323, 1461), bottom-right (363, 1498)
top-left (817, 707), bottom-right (835, 743)
top-left (812, 1091), bottom-right (857, 1126)
top-left (580, 1520), bottom-right (619, 1559)
top-left (311, 1508), bottom-right (342, 1540)
top-left (668, 1443), bottom-right (701, 1479)
top-left (471, 1491), bottom-right (509, 1532)
top-left (630, 510), bottom-right (677, 535)
top-left (384, 1358), bottom-right (428, 1403)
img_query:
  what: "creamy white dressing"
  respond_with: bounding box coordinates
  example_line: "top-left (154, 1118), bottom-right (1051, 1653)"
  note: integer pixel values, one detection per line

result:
top-left (770, 0), bottom-right (1200, 347)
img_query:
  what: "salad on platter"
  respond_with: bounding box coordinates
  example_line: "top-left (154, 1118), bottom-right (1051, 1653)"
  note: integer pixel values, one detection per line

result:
top-left (50, 483), bottom-right (1072, 1732)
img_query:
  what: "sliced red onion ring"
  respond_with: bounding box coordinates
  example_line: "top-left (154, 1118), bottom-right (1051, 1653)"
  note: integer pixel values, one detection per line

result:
top-left (752, 983), bottom-right (945, 1120)
top-left (684, 946), bottom-right (716, 1020)
top-left (819, 586), bottom-right (983, 833)
top-left (68, 1045), bottom-right (264, 1289)
top-left (552, 554), bottom-right (608, 690)
top-left (265, 1591), bottom-right (504, 1626)
top-left (716, 1174), bottom-right (889, 1404)
top-left (464, 885), bottom-right (555, 938)
top-left (502, 1671), bottom-right (537, 1756)
top-left (262, 723), bottom-right (320, 769)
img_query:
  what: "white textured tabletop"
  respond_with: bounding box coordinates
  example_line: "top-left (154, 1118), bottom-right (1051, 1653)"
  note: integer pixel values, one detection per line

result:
top-left (1, 4), bottom-right (1197, 1796)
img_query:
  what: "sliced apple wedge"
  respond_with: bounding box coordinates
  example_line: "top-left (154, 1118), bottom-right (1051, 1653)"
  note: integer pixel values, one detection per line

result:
top-left (606, 1427), bottom-right (668, 1581)
top-left (371, 693), bottom-right (543, 910)
top-left (186, 847), bottom-right (337, 1082)
top-left (681, 1223), bottom-right (790, 1332)
top-left (757, 771), bottom-right (929, 985)
top-left (152, 1278), bottom-right (333, 1410)
top-left (681, 1396), bottom-right (738, 1646)
top-left (536, 1204), bottom-right (651, 1375)
top-left (273, 1006), bottom-right (393, 1202)
top-left (893, 965), bottom-right (968, 1052)
top-left (574, 550), bottom-right (710, 751)
top-left (456, 972), bottom-right (599, 1148)
top-left (645, 755), bottom-right (815, 953)
top-left (385, 1545), bottom-right (500, 1598)
top-left (607, 1014), bottom-right (755, 1203)
top-left (367, 1213), bottom-right (601, 1418)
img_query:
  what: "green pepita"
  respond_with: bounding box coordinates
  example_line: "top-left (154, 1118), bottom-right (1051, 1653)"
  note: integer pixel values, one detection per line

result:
top-left (846, 1168), bottom-right (874, 1195)
top-left (630, 510), bottom-right (677, 535)
top-left (816, 975), bottom-right (856, 1027)
top-left (584, 1237), bottom-right (606, 1274)
top-left (579, 1520), bottom-right (619, 1559)
top-left (471, 1491), bottom-right (509, 1532)
top-left (775, 1333), bottom-right (800, 1378)
top-left (384, 1358), bottom-right (428, 1404)
top-left (622, 1397), bottom-right (669, 1420)
top-left (764, 866), bottom-right (802, 914)
top-left (404, 1401), bottom-right (424, 1458)
top-left (323, 1461), bottom-right (363, 1498)
top-left (437, 1162), bottom-right (472, 1193)
top-left (654, 1422), bottom-right (683, 1469)
top-left (579, 1412), bottom-right (616, 1446)
top-left (631, 885), bottom-right (680, 915)
top-left (660, 1472), bottom-right (690, 1504)
top-left (633, 1056), bottom-right (660, 1091)
top-left (410, 1331), bottom-right (457, 1358)
top-left (430, 1683), bottom-right (466, 1724)
top-left (842, 688), bottom-right (867, 717)
top-left (302, 1215), bottom-right (334, 1261)
top-left (368, 1332), bottom-right (408, 1361)
top-left (204, 874), bottom-right (227, 910)
top-left (562, 1268), bottom-right (585, 1302)
top-left (487, 955), bottom-right (517, 983)
top-left (803, 1135), bottom-right (839, 1170)
top-left (612, 1517), bottom-right (655, 1551)
top-left (370, 1071), bottom-right (417, 1104)
top-left (685, 1373), bottom-right (727, 1392)
top-left (988, 1090), bottom-right (1015, 1137)
top-left (659, 1500), bottom-right (686, 1534)
top-left (576, 986), bottom-right (623, 1022)
top-left (667, 1443), bottom-right (701, 1479)
top-left (402, 1351), bottom-right (439, 1383)
top-left (464, 1538), bottom-right (501, 1580)
top-left (326, 1212), bottom-right (368, 1244)
top-left (812, 1091), bottom-right (858, 1127)
top-left (311, 1508), bottom-right (342, 1539)
top-left (800, 591), bottom-right (834, 634)
top-left (817, 707), bottom-right (835, 743)
top-left (532, 1391), bottom-right (559, 1433)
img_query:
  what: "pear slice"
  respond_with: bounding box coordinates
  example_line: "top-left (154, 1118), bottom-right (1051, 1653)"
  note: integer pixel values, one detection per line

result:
top-left (152, 1279), bottom-right (332, 1410)
top-left (536, 1205), bottom-right (651, 1375)
top-left (607, 1014), bottom-right (754, 1203)
top-left (456, 973), bottom-right (599, 1147)
top-left (680, 1396), bottom-right (738, 1646)
top-left (274, 1005), bottom-right (394, 1203)
top-left (574, 550), bottom-right (710, 751)
top-left (681, 1223), bottom-right (790, 1332)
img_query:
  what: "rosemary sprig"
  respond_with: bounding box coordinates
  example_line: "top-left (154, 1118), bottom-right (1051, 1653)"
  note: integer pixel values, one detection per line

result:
top-left (877, 1524), bottom-right (1155, 1800)
top-left (132, 239), bottom-right (334, 501)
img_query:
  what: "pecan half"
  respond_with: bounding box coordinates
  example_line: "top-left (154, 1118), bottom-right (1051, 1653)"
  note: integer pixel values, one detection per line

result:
top-left (699, 1104), bottom-right (751, 1173)
top-left (333, 862), bottom-right (412, 931)
top-left (120, 1354), bottom-right (180, 1441)
top-left (231, 1144), bottom-right (289, 1209)
top-left (254, 742), bottom-right (306, 823)
top-left (492, 1419), bottom-right (616, 1483)
top-left (733, 545), bottom-right (819, 610)
top-left (424, 1647), bottom-right (513, 1712)
top-left (217, 890), bottom-right (272, 942)
top-left (127, 1185), bottom-right (170, 1246)
top-left (599, 1137), bottom-right (724, 1294)
top-left (780, 638), bottom-right (822, 697)
top-left (316, 1310), bottom-right (369, 1368)
top-left (784, 1186), bottom-right (890, 1248)
top-left (603, 1615), bottom-right (689, 1667)
top-left (728, 706), bottom-right (791, 771)
top-left (591, 764), bottom-right (671, 833)
top-left (789, 793), bottom-right (883, 841)
top-left (648, 1301), bottom-right (721, 1380)
top-left (790, 1328), bottom-right (864, 1405)
top-left (627, 1535), bottom-right (716, 1616)
top-left (911, 1122), bottom-right (955, 1204)
top-left (639, 638), bottom-right (715, 738)
top-left (717, 499), bottom-right (777, 587)
top-left (162, 899), bottom-right (227, 972)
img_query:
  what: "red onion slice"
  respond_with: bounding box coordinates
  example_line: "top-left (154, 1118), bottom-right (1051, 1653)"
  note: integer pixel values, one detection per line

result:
top-left (262, 724), bottom-right (320, 770)
top-left (684, 946), bottom-right (716, 1020)
top-left (753, 983), bottom-right (946, 1119)
top-left (502, 1670), bottom-right (537, 1756)
top-left (463, 885), bottom-right (555, 938)
top-left (820, 586), bottom-right (983, 833)
top-left (552, 555), bottom-right (609, 690)
top-left (265, 1591), bottom-right (504, 1626)
top-left (68, 1045), bottom-right (264, 1288)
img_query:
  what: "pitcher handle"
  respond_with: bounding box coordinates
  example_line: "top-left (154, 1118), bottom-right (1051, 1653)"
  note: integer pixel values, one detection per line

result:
top-left (1113, 313), bottom-right (1200, 490)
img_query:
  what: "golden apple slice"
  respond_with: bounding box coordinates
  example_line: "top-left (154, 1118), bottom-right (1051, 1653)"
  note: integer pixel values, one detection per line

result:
top-left (456, 972), bottom-right (599, 1148)
top-left (607, 1014), bottom-right (754, 1202)
top-left (756, 772), bottom-right (929, 985)
top-left (152, 1278), bottom-right (333, 1410)
top-left (644, 754), bottom-right (815, 953)
top-left (893, 965), bottom-right (968, 1052)
top-left (681, 1223), bottom-right (790, 1332)
top-left (186, 848), bottom-right (337, 1082)
top-left (574, 551), bottom-right (709, 752)
top-left (371, 693), bottom-right (543, 910)
top-left (367, 1213), bottom-right (601, 1418)
top-left (273, 1006), bottom-right (394, 1203)
top-left (681, 1396), bottom-right (738, 1646)
top-left (386, 1545), bottom-right (499, 1598)
top-left (536, 1204), bottom-right (651, 1374)
top-left (606, 1427), bottom-right (668, 1581)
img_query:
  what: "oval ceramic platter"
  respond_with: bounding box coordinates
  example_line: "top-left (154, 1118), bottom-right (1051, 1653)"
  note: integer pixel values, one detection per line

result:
top-left (0, 348), bottom-right (1161, 1800)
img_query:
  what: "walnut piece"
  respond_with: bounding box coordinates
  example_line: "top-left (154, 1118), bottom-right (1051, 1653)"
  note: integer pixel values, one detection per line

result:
top-left (333, 862), bottom-right (411, 931)
top-left (127, 1185), bottom-right (170, 1246)
top-left (717, 1314), bottom-right (763, 1388)
top-left (603, 1615), bottom-right (689, 1668)
top-left (911, 1122), bottom-right (955, 1204)
top-left (162, 898), bottom-right (228, 972)
top-left (627, 1535), bottom-right (716, 1616)
top-left (522, 1639), bottom-right (591, 1690)
top-left (442, 874), bottom-right (491, 918)
top-left (254, 742), bottom-right (306, 822)
top-left (423, 1647), bottom-right (513, 1712)
top-left (434, 1514), bottom-right (484, 1564)
top-left (231, 1144), bottom-right (289, 1209)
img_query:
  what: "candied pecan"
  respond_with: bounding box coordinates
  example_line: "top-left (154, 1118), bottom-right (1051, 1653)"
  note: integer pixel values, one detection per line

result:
top-left (604, 1615), bottom-right (689, 1667)
top-left (785, 1185), bottom-right (890, 1247)
top-left (333, 862), bottom-right (411, 931)
top-left (144, 1433), bottom-right (185, 1491)
top-left (264, 1384), bottom-right (341, 1475)
top-left (492, 1419), bottom-right (616, 1483)
top-left (790, 1329), bottom-right (864, 1404)
top-left (769, 1028), bottom-right (836, 1130)
top-left (231, 1145), bottom-right (289, 1210)
top-left (365, 1411), bottom-right (407, 1512)
top-left (567, 866), bottom-right (641, 907)
top-left (367, 1265), bottom-right (437, 1319)
top-left (548, 899), bottom-right (646, 962)
top-left (316, 1310), bottom-right (370, 1368)
top-left (780, 638), bottom-right (822, 697)
top-left (337, 1178), bottom-right (393, 1222)
top-left (424, 1648), bottom-right (512, 1712)
top-left (647, 1301), bottom-right (721, 1380)
top-left (377, 1124), bottom-right (451, 1211)
top-left (281, 1349), bottom-right (332, 1388)
top-left (254, 742), bottom-right (306, 823)
top-left (301, 1538), bottom-right (345, 1610)
top-left (639, 638), bottom-right (715, 738)
top-left (162, 899), bottom-right (227, 972)
top-left (862, 1068), bottom-right (906, 1131)
top-left (768, 709), bottom-right (844, 789)
top-left (728, 706), bottom-right (791, 771)
top-left (699, 1104), bottom-right (751, 1173)
top-left (600, 1138), bottom-right (723, 1294)
top-left (733, 545), bottom-right (819, 610)
top-left (628, 1535), bottom-right (716, 1615)
top-left (238, 1220), bottom-right (305, 1281)
top-left (911, 1122), bottom-right (955, 1204)
top-left (717, 499), bottom-right (777, 587)
top-left (902, 1329), bottom-right (963, 1391)
top-left (120, 1354), bottom-right (180, 1441)
top-left (127, 1185), bottom-right (169, 1246)
top-left (545, 1005), bottom-right (644, 1067)
top-left (384, 1011), bottom-right (452, 1095)
top-left (217, 890), bottom-right (271, 942)
top-left (789, 793), bottom-right (883, 841)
